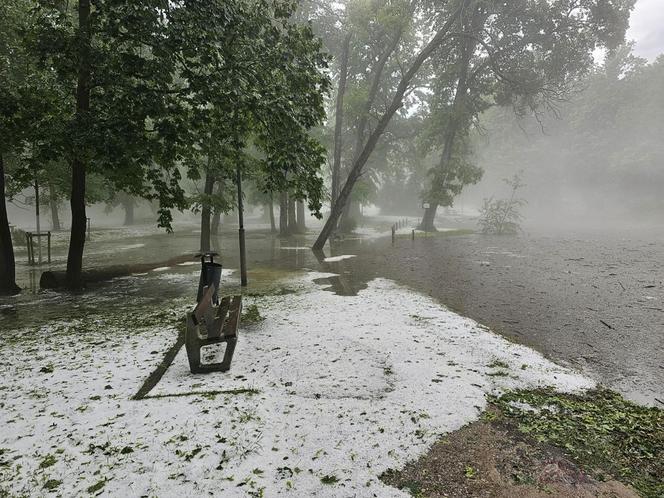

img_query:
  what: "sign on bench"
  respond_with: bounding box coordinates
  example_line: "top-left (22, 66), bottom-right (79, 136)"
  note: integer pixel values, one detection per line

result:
top-left (185, 285), bottom-right (242, 374)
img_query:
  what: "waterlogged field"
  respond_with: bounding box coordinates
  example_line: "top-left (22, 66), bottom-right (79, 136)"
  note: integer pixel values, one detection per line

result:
top-left (0, 263), bottom-right (597, 497)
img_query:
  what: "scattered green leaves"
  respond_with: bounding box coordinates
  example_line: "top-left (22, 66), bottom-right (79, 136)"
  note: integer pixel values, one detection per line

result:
top-left (491, 388), bottom-right (664, 497)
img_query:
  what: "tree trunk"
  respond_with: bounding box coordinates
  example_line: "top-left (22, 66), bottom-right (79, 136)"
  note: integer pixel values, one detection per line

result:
top-left (339, 199), bottom-right (361, 232)
top-left (287, 197), bottom-right (297, 233)
top-left (420, 203), bottom-right (439, 232)
top-left (65, 0), bottom-right (91, 289)
top-left (296, 200), bottom-right (306, 233)
top-left (268, 193), bottom-right (276, 233)
top-left (352, 25), bottom-right (406, 160)
top-left (419, 5), bottom-right (483, 232)
top-left (0, 153), bottom-right (20, 295)
top-left (211, 209), bottom-right (221, 236)
top-left (312, 5), bottom-right (464, 250)
top-left (48, 181), bottom-right (61, 231)
top-left (331, 33), bottom-right (351, 210)
top-left (279, 191), bottom-right (288, 236)
top-left (200, 172), bottom-right (215, 252)
top-left (210, 179), bottom-right (223, 236)
top-left (123, 198), bottom-right (135, 226)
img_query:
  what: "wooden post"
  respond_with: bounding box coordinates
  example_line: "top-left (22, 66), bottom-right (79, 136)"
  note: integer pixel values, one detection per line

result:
top-left (412, 229), bottom-right (415, 241)
top-left (34, 175), bottom-right (42, 265)
top-left (86, 217), bottom-right (91, 240)
top-left (391, 226), bottom-right (395, 244)
top-left (47, 231), bottom-right (51, 264)
top-left (26, 232), bottom-right (33, 265)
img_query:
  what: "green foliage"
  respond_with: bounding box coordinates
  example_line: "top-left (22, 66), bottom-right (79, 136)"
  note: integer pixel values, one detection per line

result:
top-left (241, 304), bottom-right (265, 324)
top-left (320, 474), bottom-right (339, 485)
top-left (476, 45), bottom-right (664, 221)
top-left (3, 0), bottom-right (329, 230)
top-left (478, 173), bottom-right (526, 235)
top-left (420, 0), bottom-right (635, 212)
top-left (492, 389), bottom-right (664, 497)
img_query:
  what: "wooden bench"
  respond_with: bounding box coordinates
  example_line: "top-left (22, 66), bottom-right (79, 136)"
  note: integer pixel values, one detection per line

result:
top-left (185, 285), bottom-right (242, 374)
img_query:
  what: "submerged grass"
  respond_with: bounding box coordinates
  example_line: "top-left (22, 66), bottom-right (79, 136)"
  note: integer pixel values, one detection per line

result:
top-left (490, 388), bottom-right (664, 497)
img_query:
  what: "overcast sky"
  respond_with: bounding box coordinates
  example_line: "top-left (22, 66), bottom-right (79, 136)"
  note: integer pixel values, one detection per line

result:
top-left (628, 0), bottom-right (664, 60)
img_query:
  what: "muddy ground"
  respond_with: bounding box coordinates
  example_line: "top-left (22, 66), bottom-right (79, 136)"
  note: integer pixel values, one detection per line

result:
top-left (336, 228), bottom-right (664, 407)
top-left (381, 408), bottom-right (639, 498)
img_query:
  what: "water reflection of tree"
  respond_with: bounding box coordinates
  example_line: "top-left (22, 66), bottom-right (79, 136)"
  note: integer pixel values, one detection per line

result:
top-left (311, 248), bottom-right (368, 296)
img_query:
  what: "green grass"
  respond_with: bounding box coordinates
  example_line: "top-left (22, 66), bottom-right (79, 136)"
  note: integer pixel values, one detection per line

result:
top-left (241, 304), bottom-right (265, 324)
top-left (491, 388), bottom-right (663, 497)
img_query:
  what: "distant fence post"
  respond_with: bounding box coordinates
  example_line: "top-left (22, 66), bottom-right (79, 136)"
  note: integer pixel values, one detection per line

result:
top-left (86, 217), bottom-right (91, 240)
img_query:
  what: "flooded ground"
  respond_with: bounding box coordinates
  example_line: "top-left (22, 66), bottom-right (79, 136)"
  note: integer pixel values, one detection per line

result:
top-left (3, 218), bottom-right (662, 408)
top-left (1, 220), bottom-right (601, 496)
top-left (1, 217), bottom-right (662, 495)
top-left (338, 227), bottom-right (664, 407)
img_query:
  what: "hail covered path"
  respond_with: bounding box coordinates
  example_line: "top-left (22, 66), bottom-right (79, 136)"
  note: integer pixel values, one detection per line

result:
top-left (0, 265), bottom-right (593, 497)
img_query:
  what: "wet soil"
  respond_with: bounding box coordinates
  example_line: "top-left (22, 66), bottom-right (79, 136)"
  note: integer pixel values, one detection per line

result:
top-left (339, 230), bottom-right (664, 406)
top-left (381, 409), bottom-right (639, 498)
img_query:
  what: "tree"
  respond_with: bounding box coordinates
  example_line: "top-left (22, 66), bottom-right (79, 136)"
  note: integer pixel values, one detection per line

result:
top-left (313, 0), bottom-right (635, 248)
top-left (30, 1), bottom-right (201, 288)
top-left (419, 0), bottom-right (635, 230)
top-left (478, 172), bottom-right (526, 234)
top-left (25, 0), bottom-right (329, 288)
top-left (312, 0), bottom-right (466, 249)
top-left (470, 46), bottom-right (664, 224)
top-left (0, 0), bottom-right (52, 294)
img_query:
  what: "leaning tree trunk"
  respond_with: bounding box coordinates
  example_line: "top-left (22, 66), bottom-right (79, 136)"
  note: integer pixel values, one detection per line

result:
top-left (296, 200), bottom-right (306, 233)
top-left (199, 172), bottom-right (215, 252)
top-left (48, 181), bottom-right (61, 231)
top-left (287, 197), bottom-right (297, 234)
top-left (279, 191), bottom-right (289, 236)
top-left (65, 0), bottom-right (91, 290)
top-left (0, 153), bottom-right (20, 295)
top-left (311, 3), bottom-right (464, 250)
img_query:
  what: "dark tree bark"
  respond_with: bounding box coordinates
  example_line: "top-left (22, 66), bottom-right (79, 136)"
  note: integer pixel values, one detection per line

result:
top-left (313, 5), bottom-right (464, 250)
top-left (268, 193), bottom-right (276, 233)
top-left (0, 154), bottom-right (20, 295)
top-left (123, 198), bottom-right (135, 226)
top-left (296, 200), bottom-right (306, 233)
top-left (352, 24), bottom-right (406, 160)
top-left (279, 191), bottom-right (288, 236)
top-left (331, 33), bottom-right (352, 210)
top-left (200, 172), bottom-right (215, 252)
top-left (48, 181), bottom-right (61, 231)
top-left (287, 197), bottom-right (297, 233)
top-left (420, 202), bottom-right (439, 232)
top-left (66, 0), bottom-right (91, 289)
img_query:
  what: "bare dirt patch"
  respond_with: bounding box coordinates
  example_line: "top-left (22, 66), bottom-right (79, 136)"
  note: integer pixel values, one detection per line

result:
top-left (381, 410), bottom-right (639, 498)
